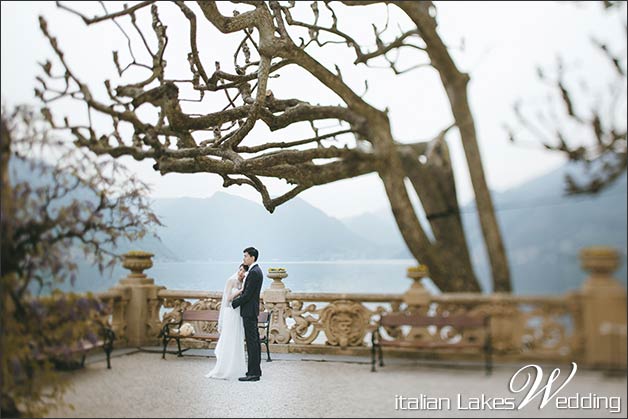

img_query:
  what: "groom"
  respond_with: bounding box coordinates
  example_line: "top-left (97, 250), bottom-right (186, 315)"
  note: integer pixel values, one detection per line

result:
top-left (231, 246), bottom-right (263, 382)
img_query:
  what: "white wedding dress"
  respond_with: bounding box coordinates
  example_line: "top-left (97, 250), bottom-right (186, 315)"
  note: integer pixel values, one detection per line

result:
top-left (205, 274), bottom-right (246, 380)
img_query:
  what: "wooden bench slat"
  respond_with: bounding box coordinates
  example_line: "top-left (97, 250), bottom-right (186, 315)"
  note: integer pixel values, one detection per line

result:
top-left (182, 310), bottom-right (220, 322)
top-left (379, 340), bottom-right (485, 349)
top-left (172, 333), bottom-right (220, 340)
top-left (380, 313), bottom-right (485, 328)
top-left (46, 341), bottom-right (105, 356)
top-left (181, 310), bottom-right (270, 322)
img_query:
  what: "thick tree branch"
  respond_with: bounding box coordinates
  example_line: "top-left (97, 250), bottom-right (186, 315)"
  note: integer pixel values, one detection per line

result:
top-left (37, 0), bottom-right (513, 293)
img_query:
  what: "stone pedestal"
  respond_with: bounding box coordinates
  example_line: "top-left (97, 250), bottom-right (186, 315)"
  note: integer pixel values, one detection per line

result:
top-left (262, 268), bottom-right (291, 344)
top-left (263, 269), bottom-right (291, 302)
top-left (110, 251), bottom-right (163, 347)
top-left (579, 246), bottom-right (627, 367)
top-left (403, 265), bottom-right (431, 308)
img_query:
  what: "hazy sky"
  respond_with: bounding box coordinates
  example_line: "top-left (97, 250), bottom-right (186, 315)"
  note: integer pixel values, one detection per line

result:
top-left (2, 1), bottom-right (625, 218)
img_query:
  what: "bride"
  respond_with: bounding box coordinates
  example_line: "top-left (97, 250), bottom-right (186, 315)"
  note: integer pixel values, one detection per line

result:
top-left (205, 264), bottom-right (248, 379)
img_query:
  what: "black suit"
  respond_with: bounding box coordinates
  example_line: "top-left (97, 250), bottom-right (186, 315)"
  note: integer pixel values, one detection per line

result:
top-left (231, 263), bottom-right (263, 376)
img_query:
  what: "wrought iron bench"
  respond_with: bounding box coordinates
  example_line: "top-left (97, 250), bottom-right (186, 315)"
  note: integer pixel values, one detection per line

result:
top-left (371, 312), bottom-right (492, 375)
top-left (43, 321), bottom-right (115, 370)
top-left (160, 310), bottom-right (272, 362)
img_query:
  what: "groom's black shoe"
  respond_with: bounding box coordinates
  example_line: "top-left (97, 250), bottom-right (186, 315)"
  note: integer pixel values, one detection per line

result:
top-left (238, 375), bottom-right (260, 382)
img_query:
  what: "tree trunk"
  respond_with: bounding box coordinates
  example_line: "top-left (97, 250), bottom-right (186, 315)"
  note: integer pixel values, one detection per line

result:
top-left (398, 141), bottom-right (480, 292)
top-left (1, 116), bottom-right (15, 277)
top-left (398, 2), bottom-right (512, 292)
top-left (371, 117), bottom-right (480, 292)
top-left (0, 114), bottom-right (20, 419)
top-left (445, 85), bottom-right (511, 292)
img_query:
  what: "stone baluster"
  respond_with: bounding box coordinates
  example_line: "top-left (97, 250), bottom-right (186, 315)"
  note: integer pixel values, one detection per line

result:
top-left (109, 288), bottom-right (131, 344)
top-left (579, 246), bottom-right (627, 368)
top-left (262, 268), bottom-right (292, 344)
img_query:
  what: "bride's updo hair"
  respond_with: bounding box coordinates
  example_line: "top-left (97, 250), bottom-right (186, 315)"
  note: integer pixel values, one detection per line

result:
top-left (240, 263), bottom-right (249, 272)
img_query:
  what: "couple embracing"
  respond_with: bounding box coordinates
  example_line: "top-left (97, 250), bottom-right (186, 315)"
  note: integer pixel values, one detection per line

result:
top-left (205, 247), bottom-right (264, 382)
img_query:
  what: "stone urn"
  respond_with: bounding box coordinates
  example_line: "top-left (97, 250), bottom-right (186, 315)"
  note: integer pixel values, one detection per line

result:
top-left (407, 264), bottom-right (430, 281)
top-left (580, 246), bottom-right (623, 292)
top-left (267, 267), bottom-right (288, 290)
top-left (121, 250), bottom-right (154, 282)
top-left (580, 246), bottom-right (620, 276)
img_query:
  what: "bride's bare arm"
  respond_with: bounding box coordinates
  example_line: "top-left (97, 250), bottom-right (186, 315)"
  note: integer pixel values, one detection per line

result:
top-left (228, 279), bottom-right (243, 301)
top-left (231, 288), bottom-right (243, 300)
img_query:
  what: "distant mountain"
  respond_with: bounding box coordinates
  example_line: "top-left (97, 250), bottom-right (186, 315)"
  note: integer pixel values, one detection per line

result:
top-left (341, 210), bottom-right (411, 259)
top-left (341, 165), bottom-right (628, 294)
top-left (151, 192), bottom-right (390, 261)
top-left (463, 165), bottom-right (627, 294)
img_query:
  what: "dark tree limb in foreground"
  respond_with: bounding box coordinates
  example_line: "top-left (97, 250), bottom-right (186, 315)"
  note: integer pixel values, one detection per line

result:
top-left (1, 105), bottom-right (161, 417)
top-left (38, 1), bottom-right (514, 292)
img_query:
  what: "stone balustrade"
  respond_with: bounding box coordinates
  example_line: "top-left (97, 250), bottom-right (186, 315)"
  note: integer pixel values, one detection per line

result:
top-left (91, 288), bottom-right (130, 343)
top-left (90, 246), bottom-right (626, 367)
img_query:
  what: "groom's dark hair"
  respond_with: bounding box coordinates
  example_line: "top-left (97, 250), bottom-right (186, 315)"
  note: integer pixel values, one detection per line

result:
top-left (243, 247), bottom-right (259, 261)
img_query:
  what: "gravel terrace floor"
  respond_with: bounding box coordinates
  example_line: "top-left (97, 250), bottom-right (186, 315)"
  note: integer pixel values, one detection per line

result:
top-left (45, 348), bottom-right (627, 418)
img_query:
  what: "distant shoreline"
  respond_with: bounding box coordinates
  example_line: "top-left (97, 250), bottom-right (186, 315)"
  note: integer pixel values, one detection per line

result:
top-left (153, 259), bottom-right (417, 265)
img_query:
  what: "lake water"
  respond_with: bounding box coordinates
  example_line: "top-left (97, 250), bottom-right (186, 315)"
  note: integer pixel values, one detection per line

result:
top-left (63, 256), bottom-right (608, 296)
top-left (69, 259), bottom-right (428, 295)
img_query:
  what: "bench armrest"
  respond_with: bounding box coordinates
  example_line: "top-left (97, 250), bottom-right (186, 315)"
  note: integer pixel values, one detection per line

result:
top-left (263, 310), bottom-right (272, 338)
top-left (102, 325), bottom-right (115, 350)
top-left (159, 320), bottom-right (182, 338)
top-left (371, 325), bottom-right (382, 346)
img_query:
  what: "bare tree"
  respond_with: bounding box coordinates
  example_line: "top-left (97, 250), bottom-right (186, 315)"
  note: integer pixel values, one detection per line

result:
top-left (508, 1), bottom-right (627, 194)
top-left (37, 1), bottom-right (512, 292)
